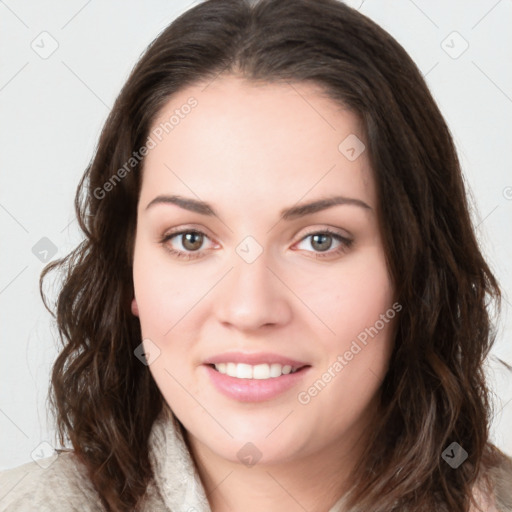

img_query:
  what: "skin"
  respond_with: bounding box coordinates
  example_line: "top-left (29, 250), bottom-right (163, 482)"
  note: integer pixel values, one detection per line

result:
top-left (131, 75), bottom-right (398, 512)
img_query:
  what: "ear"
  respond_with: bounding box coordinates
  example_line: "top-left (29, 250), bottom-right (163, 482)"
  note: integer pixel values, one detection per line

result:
top-left (131, 297), bottom-right (140, 317)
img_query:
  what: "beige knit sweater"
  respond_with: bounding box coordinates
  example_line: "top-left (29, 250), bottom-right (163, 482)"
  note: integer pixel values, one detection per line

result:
top-left (1, 407), bottom-right (511, 511)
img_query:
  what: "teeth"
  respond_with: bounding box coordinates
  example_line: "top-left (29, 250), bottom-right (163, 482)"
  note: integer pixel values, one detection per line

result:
top-left (213, 362), bottom-right (299, 379)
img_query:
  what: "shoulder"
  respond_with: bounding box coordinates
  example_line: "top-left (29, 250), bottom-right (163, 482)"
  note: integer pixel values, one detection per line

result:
top-left (0, 450), bottom-right (104, 512)
top-left (472, 451), bottom-right (512, 512)
top-left (489, 451), bottom-right (512, 512)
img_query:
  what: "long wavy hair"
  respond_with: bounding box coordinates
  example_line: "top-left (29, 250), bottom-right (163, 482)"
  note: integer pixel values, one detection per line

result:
top-left (40, 0), bottom-right (506, 510)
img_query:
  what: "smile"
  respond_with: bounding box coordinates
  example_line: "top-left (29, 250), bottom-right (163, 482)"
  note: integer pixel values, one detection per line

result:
top-left (211, 362), bottom-right (302, 379)
top-left (203, 364), bottom-right (311, 402)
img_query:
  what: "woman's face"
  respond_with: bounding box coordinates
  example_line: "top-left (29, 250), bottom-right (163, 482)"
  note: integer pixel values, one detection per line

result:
top-left (132, 75), bottom-right (397, 467)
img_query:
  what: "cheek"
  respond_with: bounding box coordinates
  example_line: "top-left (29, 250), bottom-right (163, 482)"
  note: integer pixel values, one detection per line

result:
top-left (132, 241), bottom-right (181, 335)
top-left (300, 244), bottom-right (396, 405)
top-left (308, 245), bottom-right (395, 349)
top-left (297, 253), bottom-right (396, 430)
top-left (132, 243), bottom-right (199, 392)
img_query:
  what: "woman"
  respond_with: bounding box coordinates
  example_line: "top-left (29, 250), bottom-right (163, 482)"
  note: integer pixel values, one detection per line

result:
top-left (1, 0), bottom-right (511, 511)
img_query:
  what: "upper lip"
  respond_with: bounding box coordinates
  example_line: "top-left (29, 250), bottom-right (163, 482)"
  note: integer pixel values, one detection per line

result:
top-left (204, 352), bottom-right (309, 368)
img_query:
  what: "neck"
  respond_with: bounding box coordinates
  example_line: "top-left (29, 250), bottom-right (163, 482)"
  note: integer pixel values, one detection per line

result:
top-left (183, 414), bottom-right (372, 512)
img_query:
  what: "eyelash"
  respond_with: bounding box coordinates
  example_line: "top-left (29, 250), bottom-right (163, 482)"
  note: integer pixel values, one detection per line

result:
top-left (159, 228), bottom-right (353, 261)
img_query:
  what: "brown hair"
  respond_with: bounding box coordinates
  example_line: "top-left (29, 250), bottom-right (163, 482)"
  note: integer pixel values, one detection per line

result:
top-left (40, 0), bottom-right (506, 510)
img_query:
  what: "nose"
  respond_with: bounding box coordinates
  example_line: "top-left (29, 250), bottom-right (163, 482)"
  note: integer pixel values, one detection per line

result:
top-left (214, 251), bottom-right (292, 332)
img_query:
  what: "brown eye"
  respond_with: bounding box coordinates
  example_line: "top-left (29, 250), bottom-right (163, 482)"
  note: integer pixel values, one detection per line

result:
top-left (181, 232), bottom-right (204, 251)
top-left (160, 229), bottom-right (213, 261)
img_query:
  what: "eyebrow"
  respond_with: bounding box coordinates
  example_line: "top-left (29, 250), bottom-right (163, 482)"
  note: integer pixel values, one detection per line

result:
top-left (145, 194), bottom-right (372, 220)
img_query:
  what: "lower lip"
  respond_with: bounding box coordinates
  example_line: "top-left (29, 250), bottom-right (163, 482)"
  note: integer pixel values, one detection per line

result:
top-left (203, 364), bottom-right (311, 402)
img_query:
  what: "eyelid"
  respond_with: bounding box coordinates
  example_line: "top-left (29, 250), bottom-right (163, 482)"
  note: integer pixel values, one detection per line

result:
top-left (161, 224), bottom-right (217, 243)
top-left (160, 226), bottom-right (218, 250)
top-left (161, 224), bottom-right (352, 242)
top-left (297, 224), bottom-right (352, 240)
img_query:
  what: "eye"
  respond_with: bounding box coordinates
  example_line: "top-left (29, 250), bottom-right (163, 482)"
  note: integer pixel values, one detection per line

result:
top-left (160, 229), bottom-right (214, 261)
top-left (160, 227), bottom-right (353, 261)
top-left (294, 229), bottom-right (353, 259)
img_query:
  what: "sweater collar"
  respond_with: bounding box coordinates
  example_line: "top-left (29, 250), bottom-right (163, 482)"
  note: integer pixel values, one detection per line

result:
top-left (148, 404), bottom-right (212, 512)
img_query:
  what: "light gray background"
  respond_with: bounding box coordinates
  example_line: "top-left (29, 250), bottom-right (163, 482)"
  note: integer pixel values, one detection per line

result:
top-left (1, 0), bottom-right (511, 470)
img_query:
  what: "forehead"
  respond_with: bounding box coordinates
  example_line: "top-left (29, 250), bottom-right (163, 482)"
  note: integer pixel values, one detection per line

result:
top-left (140, 75), bottom-right (375, 212)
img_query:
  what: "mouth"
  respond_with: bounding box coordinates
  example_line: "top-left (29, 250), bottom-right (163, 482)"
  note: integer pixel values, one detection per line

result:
top-left (206, 362), bottom-right (310, 380)
top-left (203, 351), bottom-right (310, 375)
top-left (203, 362), bottom-right (312, 402)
